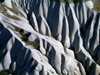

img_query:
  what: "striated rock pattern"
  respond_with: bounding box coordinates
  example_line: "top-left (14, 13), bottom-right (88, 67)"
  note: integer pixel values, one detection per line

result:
top-left (0, 0), bottom-right (100, 75)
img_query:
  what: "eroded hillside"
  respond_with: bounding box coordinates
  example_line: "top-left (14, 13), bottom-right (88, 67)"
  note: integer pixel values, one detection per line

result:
top-left (0, 0), bottom-right (100, 75)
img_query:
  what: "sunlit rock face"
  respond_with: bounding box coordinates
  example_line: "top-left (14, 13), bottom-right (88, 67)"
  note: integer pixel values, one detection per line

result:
top-left (0, 0), bottom-right (100, 75)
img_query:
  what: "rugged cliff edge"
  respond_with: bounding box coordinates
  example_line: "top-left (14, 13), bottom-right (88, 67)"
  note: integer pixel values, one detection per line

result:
top-left (0, 0), bottom-right (100, 75)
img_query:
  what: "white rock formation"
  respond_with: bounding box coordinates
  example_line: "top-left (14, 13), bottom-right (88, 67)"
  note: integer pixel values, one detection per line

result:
top-left (0, 0), bottom-right (100, 75)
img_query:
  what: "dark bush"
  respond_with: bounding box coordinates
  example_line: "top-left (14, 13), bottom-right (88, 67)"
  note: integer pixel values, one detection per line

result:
top-left (0, 0), bottom-right (5, 3)
top-left (0, 70), bottom-right (8, 75)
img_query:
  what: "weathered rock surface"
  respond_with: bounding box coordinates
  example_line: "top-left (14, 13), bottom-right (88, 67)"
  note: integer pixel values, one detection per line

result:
top-left (0, 0), bottom-right (100, 75)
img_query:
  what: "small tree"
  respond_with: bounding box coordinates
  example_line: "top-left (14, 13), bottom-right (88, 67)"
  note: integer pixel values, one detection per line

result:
top-left (0, 0), bottom-right (5, 3)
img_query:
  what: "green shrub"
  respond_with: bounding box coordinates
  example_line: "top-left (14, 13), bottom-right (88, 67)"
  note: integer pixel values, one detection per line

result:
top-left (23, 36), bottom-right (28, 41)
top-left (0, 0), bottom-right (5, 3)
top-left (8, 69), bottom-right (13, 74)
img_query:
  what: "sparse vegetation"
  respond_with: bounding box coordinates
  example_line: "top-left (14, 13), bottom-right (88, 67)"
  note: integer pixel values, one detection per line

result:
top-left (0, 0), bottom-right (5, 3)
top-left (0, 69), bottom-right (14, 75)
top-left (8, 69), bottom-right (13, 74)
top-left (33, 39), bottom-right (40, 50)
top-left (0, 70), bottom-right (8, 75)
top-left (23, 36), bottom-right (29, 41)
top-left (6, 23), bottom-right (40, 50)
top-left (20, 31), bottom-right (30, 42)
top-left (92, 0), bottom-right (100, 11)
top-left (20, 30), bottom-right (40, 50)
